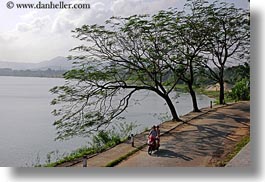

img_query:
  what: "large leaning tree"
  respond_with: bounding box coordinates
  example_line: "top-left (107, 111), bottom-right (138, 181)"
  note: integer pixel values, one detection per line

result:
top-left (50, 13), bottom-right (186, 140)
top-left (202, 1), bottom-right (250, 104)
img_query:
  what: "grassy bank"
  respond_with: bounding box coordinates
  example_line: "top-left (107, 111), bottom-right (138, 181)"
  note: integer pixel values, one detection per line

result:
top-left (196, 88), bottom-right (220, 100)
top-left (40, 128), bottom-right (134, 167)
top-left (215, 135), bottom-right (250, 167)
top-left (43, 139), bottom-right (122, 167)
top-left (44, 147), bottom-right (98, 167)
top-left (199, 89), bottom-right (234, 104)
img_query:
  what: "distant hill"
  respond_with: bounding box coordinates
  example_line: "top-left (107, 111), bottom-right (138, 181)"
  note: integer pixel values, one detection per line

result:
top-left (0, 56), bottom-right (74, 71)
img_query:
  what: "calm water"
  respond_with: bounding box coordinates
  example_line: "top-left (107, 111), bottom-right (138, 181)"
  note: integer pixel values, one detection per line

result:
top-left (0, 76), bottom-right (214, 166)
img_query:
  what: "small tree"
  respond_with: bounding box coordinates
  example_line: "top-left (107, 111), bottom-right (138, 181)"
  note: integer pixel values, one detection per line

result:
top-left (230, 78), bottom-right (250, 101)
top-left (225, 62), bottom-right (250, 84)
top-left (202, 1), bottom-right (250, 104)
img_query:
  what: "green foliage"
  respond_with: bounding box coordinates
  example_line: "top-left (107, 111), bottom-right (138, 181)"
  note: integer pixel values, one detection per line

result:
top-left (196, 89), bottom-right (219, 100)
top-left (174, 84), bottom-right (189, 93)
top-left (229, 78), bottom-right (250, 101)
top-left (41, 122), bottom-right (136, 167)
top-left (43, 147), bottom-right (96, 167)
top-left (224, 63), bottom-right (250, 84)
top-left (90, 122), bottom-right (138, 149)
top-left (91, 130), bottom-right (121, 149)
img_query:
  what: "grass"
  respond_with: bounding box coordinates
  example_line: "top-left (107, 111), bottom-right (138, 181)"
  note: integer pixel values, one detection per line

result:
top-left (195, 87), bottom-right (235, 104)
top-left (42, 123), bottom-right (136, 167)
top-left (197, 89), bottom-right (219, 99)
top-left (43, 138), bottom-right (124, 167)
top-left (215, 135), bottom-right (250, 167)
top-left (174, 84), bottom-right (189, 92)
top-left (174, 84), bottom-right (232, 103)
top-left (44, 147), bottom-right (96, 167)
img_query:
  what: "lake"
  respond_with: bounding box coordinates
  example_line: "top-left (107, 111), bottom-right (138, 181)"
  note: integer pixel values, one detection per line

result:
top-left (0, 76), bottom-right (214, 166)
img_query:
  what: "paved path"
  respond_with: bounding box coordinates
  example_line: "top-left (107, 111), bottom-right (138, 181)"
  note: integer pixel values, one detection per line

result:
top-left (117, 102), bottom-right (250, 167)
top-left (226, 142), bottom-right (251, 167)
top-left (57, 102), bottom-right (250, 167)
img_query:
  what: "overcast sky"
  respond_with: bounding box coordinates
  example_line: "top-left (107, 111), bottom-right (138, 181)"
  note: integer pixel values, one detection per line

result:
top-left (0, 0), bottom-right (249, 63)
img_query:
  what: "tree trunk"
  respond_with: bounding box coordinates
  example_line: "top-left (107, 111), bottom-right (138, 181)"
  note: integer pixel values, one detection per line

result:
top-left (187, 58), bottom-right (200, 112)
top-left (188, 83), bottom-right (201, 112)
top-left (163, 94), bottom-right (181, 121)
top-left (219, 79), bottom-right (225, 105)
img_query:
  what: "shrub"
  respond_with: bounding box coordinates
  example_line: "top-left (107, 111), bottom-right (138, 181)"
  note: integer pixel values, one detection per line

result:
top-left (230, 78), bottom-right (250, 101)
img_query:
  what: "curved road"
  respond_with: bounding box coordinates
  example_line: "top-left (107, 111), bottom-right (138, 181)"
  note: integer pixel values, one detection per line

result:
top-left (117, 102), bottom-right (250, 167)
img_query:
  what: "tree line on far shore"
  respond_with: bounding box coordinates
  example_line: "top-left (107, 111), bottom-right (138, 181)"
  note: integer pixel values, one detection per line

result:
top-left (0, 68), bottom-right (65, 78)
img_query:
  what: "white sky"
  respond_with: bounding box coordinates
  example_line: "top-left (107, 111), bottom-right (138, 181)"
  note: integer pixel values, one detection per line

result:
top-left (0, 0), bottom-right (249, 63)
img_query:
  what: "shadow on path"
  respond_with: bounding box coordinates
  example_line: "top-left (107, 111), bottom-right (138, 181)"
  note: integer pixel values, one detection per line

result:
top-left (161, 102), bottom-right (250, 158)
top-left (153, 149), bottom-right (193, 161)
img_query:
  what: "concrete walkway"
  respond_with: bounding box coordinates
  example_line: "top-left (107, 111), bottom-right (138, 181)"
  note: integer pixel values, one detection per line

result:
top-left (57, 101), bottom-right (250, 167)
top-left (116, 102), bottom-right (250, 167)
top-left (226, 142), bottom-right (251, 167)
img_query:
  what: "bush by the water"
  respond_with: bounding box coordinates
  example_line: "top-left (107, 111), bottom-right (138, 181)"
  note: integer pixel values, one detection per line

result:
top-left (41, 122), bottom-right (137, 167)
top-left (230, 78), bottom-right (250, 101)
